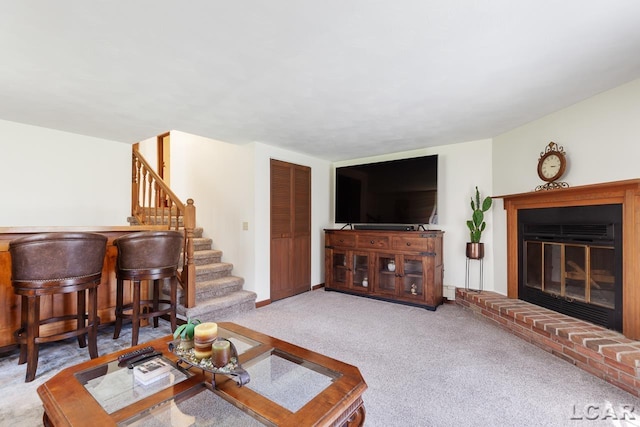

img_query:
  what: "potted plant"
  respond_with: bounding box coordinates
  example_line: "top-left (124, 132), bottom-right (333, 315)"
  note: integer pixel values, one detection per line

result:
top-left (173, 317), bottom-right (201, 349)
top-left (466, 186), bottom-right (492, 259)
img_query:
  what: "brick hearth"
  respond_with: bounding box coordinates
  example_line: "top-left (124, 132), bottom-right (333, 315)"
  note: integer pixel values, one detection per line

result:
top-left (456, 289), bottom-right (640, 397)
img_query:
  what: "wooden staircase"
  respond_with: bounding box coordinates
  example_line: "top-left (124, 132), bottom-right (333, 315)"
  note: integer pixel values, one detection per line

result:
top-left (129, 210), bottom-right (256, 323)
top-left (176, 227), bottom-right (256, 322)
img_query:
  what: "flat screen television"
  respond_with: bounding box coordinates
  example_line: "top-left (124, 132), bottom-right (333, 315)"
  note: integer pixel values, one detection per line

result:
top-left (335, 155), bottom-right (438, 227)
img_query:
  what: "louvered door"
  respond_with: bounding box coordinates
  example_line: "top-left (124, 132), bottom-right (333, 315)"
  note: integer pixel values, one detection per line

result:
top-left (270, 159), bottom-right (311, 301)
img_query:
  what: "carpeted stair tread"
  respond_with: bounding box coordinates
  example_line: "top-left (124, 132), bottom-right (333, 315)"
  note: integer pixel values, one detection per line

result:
top-left (188, 276), bottom-right (245, 301)
top-left (194, 262), bottom-right (234, 281)
top-left (193, 237), bottom-right (213, 251)
top-left (126, 212), bottom-right (255, 322)
top-left (193, 249), bottom-right (222, 263)
top-left (177, 290), bottom-right (257, 322)
top-left (179, 249), bottom-right (222, 267)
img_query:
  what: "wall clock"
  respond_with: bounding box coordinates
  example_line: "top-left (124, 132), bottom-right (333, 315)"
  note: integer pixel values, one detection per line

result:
top-left (535, 142), bottom-right (569, 191)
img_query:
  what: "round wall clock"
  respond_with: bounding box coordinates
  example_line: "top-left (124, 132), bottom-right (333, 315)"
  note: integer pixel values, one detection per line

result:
top-left (535, 142), bottom-right (569, 191)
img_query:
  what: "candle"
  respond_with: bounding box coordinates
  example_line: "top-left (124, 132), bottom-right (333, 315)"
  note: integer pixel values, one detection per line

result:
top-left (193, 346), bottom-right (212, 360)
top-left (212, 340), bottom-right (231, 367)
top-left (193, 322), bottom-right (218, 359)
top-left (194, 322), bottom-right (218, 342)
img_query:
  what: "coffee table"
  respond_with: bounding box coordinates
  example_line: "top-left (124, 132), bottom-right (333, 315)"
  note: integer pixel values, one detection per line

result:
top-left (37, 322), bottom-right (367, 426)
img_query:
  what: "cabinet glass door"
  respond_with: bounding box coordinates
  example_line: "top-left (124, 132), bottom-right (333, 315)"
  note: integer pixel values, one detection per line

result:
top-left (376, 254), bottom-right (397, 295)
top-left (402, 256), bottom-right (424, 299)
top-left (351, 252), bottom-right (370, 292)
top-left (332, 251), bottom-right (348, 287)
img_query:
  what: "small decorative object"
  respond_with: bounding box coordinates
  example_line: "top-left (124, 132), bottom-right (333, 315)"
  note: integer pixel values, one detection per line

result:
top-left (133, 356), bottom-right (171, 386)
top-left (212, 340), bottom-right (231, 367)
top-left (387, 260), bottom-right (396, 272)
top-left (466, 186), bottom-right (492, 260)
top-left (193, 322), bottom-right (218, 360)
top-left (169, 337), bottom-right (250, 387)
top-left (362, 277), bottom-right (368, 287)
top-left (410, 283), bottom-right (417, 295)
top-left (173, 317), bottom-right (201, 350)
top-left (535, 141), bottom-right (569, 191)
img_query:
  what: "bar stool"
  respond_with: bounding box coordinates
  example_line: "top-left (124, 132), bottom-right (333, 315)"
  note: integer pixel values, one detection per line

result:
top-left (9, 232), bottom-right (107, 382)
top-left (113, 230), bottom-right (183, 347)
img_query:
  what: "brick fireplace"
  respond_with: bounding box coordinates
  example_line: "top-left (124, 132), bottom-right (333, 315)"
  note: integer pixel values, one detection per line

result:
top-left (456, 289), bottom-right (640, 397)
top-left (497, 179), bottom-right (640, 340)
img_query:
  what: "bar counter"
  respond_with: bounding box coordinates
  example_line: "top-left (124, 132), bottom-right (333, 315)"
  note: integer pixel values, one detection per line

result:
top-left (0, 225), bottom-right (166, 351)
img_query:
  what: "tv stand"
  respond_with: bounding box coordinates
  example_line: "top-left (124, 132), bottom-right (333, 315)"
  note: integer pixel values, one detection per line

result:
top-left (353, 224), bottom-right (415, 231)
top-left (324, 229), bottom-right (444, 310)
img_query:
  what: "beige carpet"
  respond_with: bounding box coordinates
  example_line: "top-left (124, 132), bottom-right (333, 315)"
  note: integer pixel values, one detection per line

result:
top-left (1, 289), bottom-right (639, 426)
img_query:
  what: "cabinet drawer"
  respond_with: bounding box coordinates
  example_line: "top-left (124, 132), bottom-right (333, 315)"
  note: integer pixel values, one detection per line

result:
top-left (357, 235), bottom-right (389, 250)
top-left (392, 236), bottom-right (430, 251)
top-left (326, 233), bottom-right (356, 248)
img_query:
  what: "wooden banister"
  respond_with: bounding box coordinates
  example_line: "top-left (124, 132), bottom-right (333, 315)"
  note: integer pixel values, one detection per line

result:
top-left (132, 147), bottom-right (196, 308)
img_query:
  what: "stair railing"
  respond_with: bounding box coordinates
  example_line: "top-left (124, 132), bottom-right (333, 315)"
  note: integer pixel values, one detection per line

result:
top-left (132, 148), bottom-right (197, 308)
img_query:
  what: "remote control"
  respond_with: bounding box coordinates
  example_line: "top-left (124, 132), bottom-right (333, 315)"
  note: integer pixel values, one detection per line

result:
top-left (127, 351), bottom-right (163, 369)
top-left (117, 346), bottom-right (155, 366)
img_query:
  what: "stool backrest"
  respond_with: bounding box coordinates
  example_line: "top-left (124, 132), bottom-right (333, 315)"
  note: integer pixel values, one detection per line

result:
top-left (9, 232), bottom-right (108, 285)
top-left (114, 230), bottom-right (184, 271)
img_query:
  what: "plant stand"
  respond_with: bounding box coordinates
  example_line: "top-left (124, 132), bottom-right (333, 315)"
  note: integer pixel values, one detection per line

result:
top-left (465, 256), bottom-right (483, 292)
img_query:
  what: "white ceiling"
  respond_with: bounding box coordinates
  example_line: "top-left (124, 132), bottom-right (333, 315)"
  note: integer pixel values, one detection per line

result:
top-left (2, 1), bottom-right (640, 161)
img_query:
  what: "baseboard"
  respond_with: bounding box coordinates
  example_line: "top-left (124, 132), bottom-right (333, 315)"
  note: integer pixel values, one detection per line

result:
top-left (255, 299), bottom-right (271, 308)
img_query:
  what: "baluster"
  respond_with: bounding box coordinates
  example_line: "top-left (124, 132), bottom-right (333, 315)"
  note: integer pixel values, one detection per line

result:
top-left (131, 154), bottom-right (139, 217)
top-left (153, 181), bottom-right (159, 223)
top-left (183, 199), bottom-right (196, 307)
top-left (146, 171), bottom-right (153, 225)
top-left (141, 166), bottom-right (148, 224)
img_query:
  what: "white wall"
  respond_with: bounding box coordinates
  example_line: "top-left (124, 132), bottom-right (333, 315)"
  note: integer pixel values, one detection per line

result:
top-left (333, 139), bottom-right (494, 290)
top-left (167, 130), bottom-right (257, 296)
top-left (0, 119), bottom-right (131, 226)
top-left (4, 76), bottom-right (638, 301)
top-left (491, 77), bottom-right (640, 295)
top-left (121, 131), bottom-right (332, 303)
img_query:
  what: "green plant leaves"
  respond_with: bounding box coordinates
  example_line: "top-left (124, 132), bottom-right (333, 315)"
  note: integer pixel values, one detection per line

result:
top-left (482, 197), bottom-right (492, 212)
top-left (467, 186), bottom-right (492, 243)
top-left (172, 317), bottom-right (201, 339)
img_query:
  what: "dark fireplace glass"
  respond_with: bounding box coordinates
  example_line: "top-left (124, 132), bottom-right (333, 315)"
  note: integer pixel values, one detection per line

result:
top-left (518, 204), bottom-right (622, 331)
top-left (590, 246), bottom-right (615, 309)
top-left (524, 240), bottom-right (615, 309)
top-left (564, 245), bottom-right (586, 302)
top-left (543, 243), bottom-right (562, 295)
top-left (525, 241), bottom-right (542, 290)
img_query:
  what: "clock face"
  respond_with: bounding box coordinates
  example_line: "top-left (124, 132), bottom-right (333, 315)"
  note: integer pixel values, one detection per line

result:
top-left (541, 154), bottom-right (561, 178)
top-left (537, 151), bottom-right (566, 182)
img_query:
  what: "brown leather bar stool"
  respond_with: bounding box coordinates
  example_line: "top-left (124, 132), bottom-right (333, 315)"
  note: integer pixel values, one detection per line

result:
top-left (113, 230), bottom-right (183, 347)
top-left (9, 232), bottom-right (107, 382)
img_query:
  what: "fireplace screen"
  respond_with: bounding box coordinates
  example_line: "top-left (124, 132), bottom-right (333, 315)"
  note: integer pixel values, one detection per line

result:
top-left (524, 241), bottom-right (615, 309)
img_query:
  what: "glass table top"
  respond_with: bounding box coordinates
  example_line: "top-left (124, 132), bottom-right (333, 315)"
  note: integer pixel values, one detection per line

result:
top-left (119, 384), bottom-right (267, 427)
top-left (119, 349), bottom-right (341, 426)
top-left (72, 325), bottom-right (345, 426)
top-left (75, 331), bottom-right (262, 415)
top-left (244, 349), bottom-right (339, 412)
top-left (76, 357), bottom-right (191, 414)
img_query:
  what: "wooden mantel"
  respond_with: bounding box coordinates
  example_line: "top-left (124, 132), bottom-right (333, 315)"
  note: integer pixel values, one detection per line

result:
top-left (495, 179), bottom-right (640, 340)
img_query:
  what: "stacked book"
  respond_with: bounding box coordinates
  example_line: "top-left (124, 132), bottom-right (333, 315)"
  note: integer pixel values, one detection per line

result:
top-left (133, 357), bottom-right (171, 386)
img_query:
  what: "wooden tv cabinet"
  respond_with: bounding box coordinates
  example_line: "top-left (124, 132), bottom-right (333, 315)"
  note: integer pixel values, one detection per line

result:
top-left (324, 229), bottom-right (444, 310)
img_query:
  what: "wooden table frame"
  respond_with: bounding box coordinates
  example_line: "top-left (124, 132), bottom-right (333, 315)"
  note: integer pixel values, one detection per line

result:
top-left (37, 322), bottom-right (367, 426)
